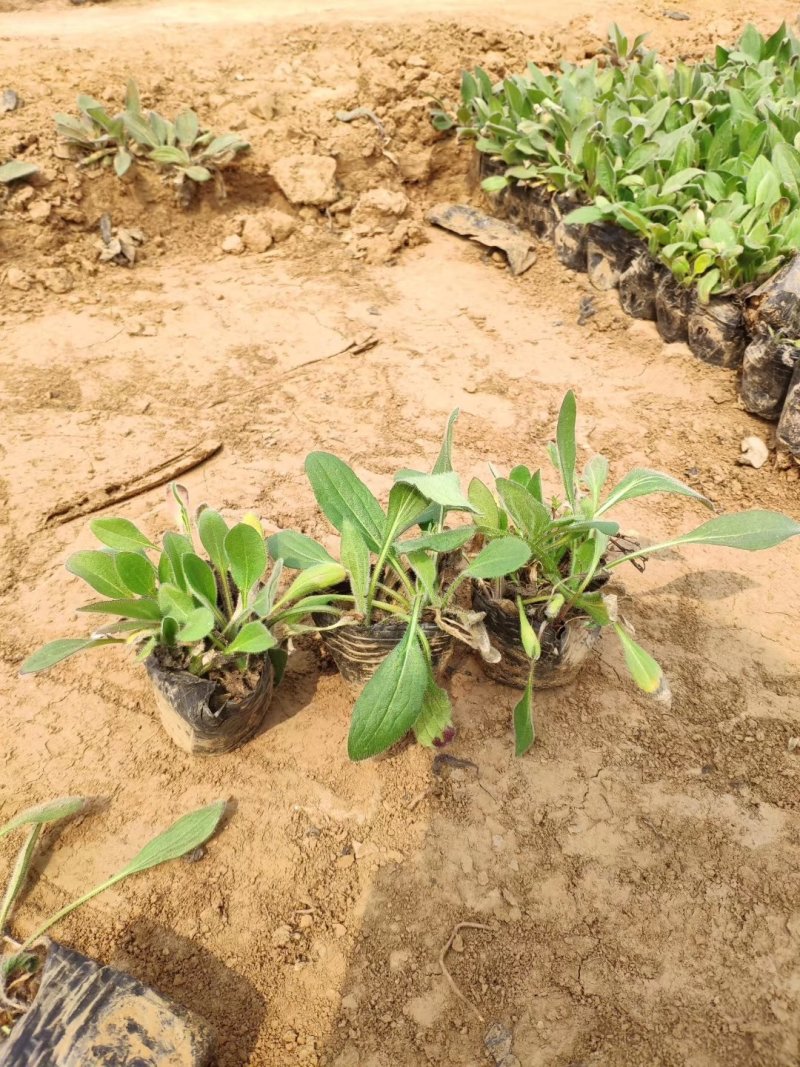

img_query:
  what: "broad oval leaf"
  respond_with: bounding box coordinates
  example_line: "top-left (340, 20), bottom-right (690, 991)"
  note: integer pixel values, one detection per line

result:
top-left (197, 508), bottom-right (229, 575)
top-left (395, 526), bottom-right (474, 555)
top-left (182, 553), bottom-right (219, 607)
top-left (175, 109), bottom-right (200, 147)
top-left (78, 598), bottom-right (162, 621)
top-left (157, 583), bottom-right (195, 621)
top-left (496, 479), bottom-right (550, 544)
top-left (184, 165), bottom-right (212, 182)
top-left (267, 531), bottom-right (337, 570)
top-left (224, 524), bottom-right (267, 597)
top-left (463, 535), bottom-right (532, 580)
top-left (67, 551), bottom-right (131, 599)
top-left (161, 532), bottom-right (195, 591)
top-left (0, 160), bottom-right (39, 184)
top-left (468, 477), bottom-right (502, 533)
top-left (305, 452), bottom-right (386, 553)
top-left (115, 552), bottom-right (157, 597)
top-left (225, 620), bottom-right (276, 655)
top-left (20, 637), bottom-right (119, 675)
top-left (177, 607), bottom-right (215, 643)
top-left (348, 622), bottom-right (429, 760)
top-left (114, 800), bottom-right (227, 878)
top-left (393, 470), bottom-right (476, 512)
top-left (280, 562), bottom-right (347, 604)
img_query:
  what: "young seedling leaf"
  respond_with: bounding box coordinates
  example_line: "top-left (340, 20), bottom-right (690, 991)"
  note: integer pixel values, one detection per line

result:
top-left (157, 583), bottom-right (195, 621)
top-left (556, 390), bottom-right (578, 508)
top-left (597, 468), bottom-right (710, 515)
top-left (611, 510), bottom-right (800, 564)
top-left (78, 598), bottom-right (162, 621)
top-left (278, 562), bottom-right (347, 605)
top-left (348, 621), bottom-right (429, 761)
top-left (412, 679), bottom-right (454, 747)
top-left (20, 637), bottom-right (120, 675)
top-left (406, 549), bottom-right (437, 600)
top-left (393, 470), bottom-right (476, 512)
top-left (0, 161), bottom-right (39, 184)
top-left (340, 519), bottom-right (371, 616)
top-left (197, 508), bottom-right (230, 575)
top-left (512, 675), bottom-right (535, 757)
top-left (432, 409), bottom-right (460, 474)
top-left (225, 621), bottom-right (276, 655)
top-left (161, 532), bottom-right (195, 592)
top-left (175, 109), bottom-right (200, 147)
top-left (517, 597), bottom-right (541, 661)
top-left (496, 479), bottom-right (550, 544)
top-left (305, 452), bottom-right (386, 553)
top-left (385, 482), bottom-right (430, 536)
top-left (224, 523), bottom-right (267, 598)
top-left (176, 607), bottom-right (215, 643)
top-left (184, 165), bottom-right (212, 182)
top-left (463, 536), bottom-right (532, 580)
top-left (67, 550), bottom-right (132, 600)
top-left (614, 624), bottom-right (662, 692)
top-left (582, 455), bottom-right (609, 509)
top-left (0, 797), bottom-right (86, 840)
top-left (266, 531), bottom-right (338, 570)
top-left (114, 552), bottom-right (157, 597)
top-left (182, 553), bottom-right (219, 608)
top-left (395, 527), bottom-right (474, 555)
top-left (251, 560), bottom-right (283, 618)
top-left (468, 477), bottom-right (503, 532)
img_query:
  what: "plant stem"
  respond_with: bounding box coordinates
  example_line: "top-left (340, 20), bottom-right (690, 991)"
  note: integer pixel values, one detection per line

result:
top-left (19, 873), bottom-right (126, 954)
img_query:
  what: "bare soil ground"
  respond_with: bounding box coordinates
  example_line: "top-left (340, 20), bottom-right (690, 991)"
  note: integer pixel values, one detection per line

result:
top-left (1, 2), bottom-right (799, 1065)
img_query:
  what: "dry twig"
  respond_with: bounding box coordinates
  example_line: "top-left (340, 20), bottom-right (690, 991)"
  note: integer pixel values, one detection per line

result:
top-left (438, 921), bottom-right (491, 1022)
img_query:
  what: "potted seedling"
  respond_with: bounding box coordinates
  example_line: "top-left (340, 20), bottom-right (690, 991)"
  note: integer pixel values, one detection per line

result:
top-left (21, 485), bottom-right (344, 754)
top-left (1, 797), bottom-right (225, 1065)
top-left (468, 391), bottom-right (800, 755)
top-left (269, 413), bottom-right (509, 760)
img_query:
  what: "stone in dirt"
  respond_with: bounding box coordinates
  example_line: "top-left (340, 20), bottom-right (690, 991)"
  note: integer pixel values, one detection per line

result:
top-left (241, 216), bottom-right (273, 253)
top-left (35, 267), bottom-right (73, 293)
top-left (738, 436), bottom-right (769, 470)
top-left (350, 188), bottom-right (409, 236)
top-left (6, 267), bottom-right (31, 291)
top-left (484, 1022), bottom-right (514, 1063)
top-left (264, 208), bottom-right (296, 241)
top-left (221, 234), bottom-right (244, 254)
top-left (270, 154), bottom-right (338, 207)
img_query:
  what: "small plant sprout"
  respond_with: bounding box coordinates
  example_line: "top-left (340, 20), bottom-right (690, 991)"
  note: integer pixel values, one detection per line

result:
top-left (0, 798), bottom-right (227, 1003)
top-left (270, 412), bottom-right (483, 760)
top-left (472, 390), bottom-right (800, 755)
top-left (21, 483), bottom-right (344, 679)
top-left (55, 79), bottom-right (249, 195)
top-left (0, 161), bottom-right (38, 185)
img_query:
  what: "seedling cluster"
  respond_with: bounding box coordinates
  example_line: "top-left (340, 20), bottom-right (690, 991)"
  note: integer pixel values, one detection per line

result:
top-left (23, 396), bottom-right (800, 761)
top-left (438, 24), bottom-right (800, 301)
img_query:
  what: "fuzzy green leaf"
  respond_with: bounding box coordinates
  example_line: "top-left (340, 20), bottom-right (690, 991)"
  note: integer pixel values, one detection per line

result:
top-left (412, 680), bottom-right (453, 748)
top-left (614, 624), bottom-right (662, 693)
top-left (224, 523), bottom-right (267, 598)
top-left (226, 621), bottom-right (276, 655)
top-left (67, 551), bottom-right (131, 599)
top-left (597, 468), bottom-right (710, 516)
top-left (305, 452), bottom-right (386, 553)
top-left (20, 637), bottom-right (119, 675)
top-left (114, 801), bottom-right (226, 878)
top-left (114, 552), bottom-right (157, 597)
top-left (0, 797), bottom-right (86, 840)
top-left (512, 675), bottom-right (535, 757)
top-left (266, 531), bottom-right (337, 570)
top-left (463, 536), bottom-right (531, 579)
top-left (556, 390), bottom-right (578, 508)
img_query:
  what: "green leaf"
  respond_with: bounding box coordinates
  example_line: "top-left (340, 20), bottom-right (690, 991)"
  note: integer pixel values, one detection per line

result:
top-left (412, 680), bottom-right (453, 748)
top-left (122, 111), bottom-right (160, 147)
top-left (596, 468), bottom-right (710, 516)
top-left (182, 553), bottom-right (219, 608)
top-left (161, 532), bottom-right (194, 591)
top-left (20, 637), bottom-right (119, 675)
top-left (340, 519), bottom-right (371, 616)
top-left (114, 800), bottom-right (226, 878)
top-left (432, 409), bottom-right (460, 474)
top-left (67, 551), bottom-right (131, 599)
top-left (517, 597), bottom-right (541, 661)
top-left (556, 390), bottom-right (578, 508)
top-left (150, 145), bottom-right (190, 165)
top-left (406, 549), bottom-right (437, 599)
top-left (463, 536), bottom-right (531, 579)
top-left (175, 109), bottom-right (200, 147)
top-left (184, 165), bottom-right (212, 182)
top-left (90, 517), bottom-right (155, 552)
top-left (251, 560), bottom-right (283, 618)
top-left (78, 598), bottom-right (162, 621)
top-left (305, 452), bottom-right (386, 553)
top-left (0, 797), bottom-right (86, 840)
top-left (660, 168), bottom-right (703, 196)
top-left (114, 148), bottom-right (133, 177)
top-left (279, 562), bottom-right (347, 604)
top-left (614, 624), bottom-right (662, 693)
top-left (696, 268), bottom-right (720, 305)
top-left (266, 531), bottom-right (337, 570)
top-left (114, 552), bottom-right (157, 597)
top-left (563, 204), bottom-right (605, 225)
top-left (582, 455), bottom-right (609, 509)
top-left (481, 174), bottom-right (509, 192)
top-left (176, 607), bottom-right (214, 643)
top-left (613, 511), bottom-right (800, 565)
top-left (0, 161), bottom-right (39, 184)
top-left (125, 78), bottom-right (141, 114)
top-left (395, 527), bottom-right (474, 555)
top-left (197, 508), bottom-right (229, 576)
top-left (495, 478), bottom-right (550, 544)
top-left (157, 583), bottom-right (195, 621)
top-left (468, 477), bottom-right (503, 532)
top-left (512, 675), bottom-right (535, 757)
top-left (224, 523), bottom-right (267, 598)
top-left (385, 482), bottom-right (429, 535)
top-left (226, 621), bottom-right (276, 655)
top-left (269, 646), bottom-right (288, 686)
top-left (347, 621), bottom-right (429, 760)
top-left (739, 23), bottom-right (764, 63)
top-left (393, 470), bottom-right (475, 512)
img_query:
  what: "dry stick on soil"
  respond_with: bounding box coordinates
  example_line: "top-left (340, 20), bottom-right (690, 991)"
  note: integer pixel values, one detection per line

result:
top-left (438, 921), bottom-right (492, 1022)
top-left (44, 439), bottom-right (222, 526)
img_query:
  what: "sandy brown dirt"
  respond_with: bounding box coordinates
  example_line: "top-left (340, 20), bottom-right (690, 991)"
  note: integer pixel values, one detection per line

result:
top-left (1, 3), bottom-right (800, 1066)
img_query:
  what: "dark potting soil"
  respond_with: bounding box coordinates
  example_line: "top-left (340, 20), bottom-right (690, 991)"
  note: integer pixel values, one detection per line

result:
top-left (149, 647), bottom-right (260, 710)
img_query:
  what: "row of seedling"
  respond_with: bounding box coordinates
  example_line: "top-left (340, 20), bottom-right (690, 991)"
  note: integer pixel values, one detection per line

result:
top-left (432, 24), bottom-right (800, 448)
top-left (23, 394), bottom-right (800, 760)
top-left (2, 79), bottom-right (249, 203)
